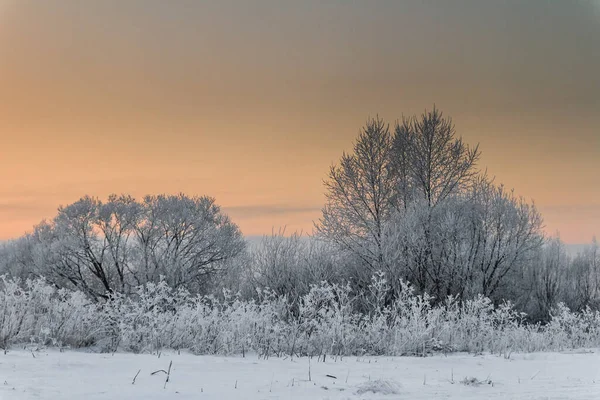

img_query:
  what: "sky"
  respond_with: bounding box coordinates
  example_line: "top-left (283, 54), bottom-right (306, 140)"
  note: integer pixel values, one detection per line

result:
top-left (0, 0), bottom-right (599, 243)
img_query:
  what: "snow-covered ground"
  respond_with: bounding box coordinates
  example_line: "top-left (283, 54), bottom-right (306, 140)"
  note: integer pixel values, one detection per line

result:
top-left (1, 349), bottom-right (600, 399)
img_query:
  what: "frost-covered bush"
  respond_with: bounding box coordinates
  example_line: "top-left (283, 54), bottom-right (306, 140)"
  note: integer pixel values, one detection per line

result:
top-left (544, 303), bottom-right (600, 350)
top-left (0, 277), bottom-right (34, 348)
top-left (1, 274), bottom-right (600, 356)
top-left (0, 277), bottom-right (103, 350)
top-left (297, 281), bottom-right (359, 356)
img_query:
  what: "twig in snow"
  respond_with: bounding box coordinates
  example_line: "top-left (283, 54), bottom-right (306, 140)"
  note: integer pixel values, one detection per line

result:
top-left (531, 370), bottom-right (540, 380)
top-left (151, 369), bottom-right (167, 375)
top-left (164, 361), bottom-right (172, 389)
top-left (132, 369), bottom-right (141, 385)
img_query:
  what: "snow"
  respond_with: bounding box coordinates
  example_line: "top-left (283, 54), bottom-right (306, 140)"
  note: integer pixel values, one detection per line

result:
top-left (1, 349), bottom-right (600, 399)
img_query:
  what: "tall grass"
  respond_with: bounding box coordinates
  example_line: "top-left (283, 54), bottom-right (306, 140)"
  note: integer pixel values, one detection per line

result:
top-left (1, 275), bottom-right (599, 356)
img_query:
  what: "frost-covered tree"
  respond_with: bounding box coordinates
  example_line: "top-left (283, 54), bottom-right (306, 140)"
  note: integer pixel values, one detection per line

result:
top-left (0, 238), bottom-right (37, 280)
top-left (96, 194), bottom-right (142, 292)
top-left (316, 117), bottom-right (395, 273)
top-left (564, 238), bottom-right (600, 311)
top-left (391, 107), bottom-right (480, 209)
top-left (520, 235), bottom-right (568, 321)
top-left (22, 194), bottom-right (244, 299)
top-left (249, 230), bottom-right (343, 308)
top-left (385, 108), bottom-right (481, 297)
top-left (133, 194), bottom-right (245, 292)
top-left (384, 178), bottom-right (544, 303)
top-left (384, 195), bottom-right (473, 297)
top-left (317, 109), bottom-right (542, 303)
top-left (469, 181), bottom-right (544, 299)
top-left (43, 196), bottom-right (116, 299)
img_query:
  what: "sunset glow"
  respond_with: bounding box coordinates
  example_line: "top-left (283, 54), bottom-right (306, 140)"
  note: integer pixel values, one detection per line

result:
top-left (1, 0), bottom-right (598, 243)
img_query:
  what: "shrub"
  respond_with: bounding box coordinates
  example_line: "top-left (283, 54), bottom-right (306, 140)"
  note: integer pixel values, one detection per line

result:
top-left (1, 274), bottom-right (599, 356)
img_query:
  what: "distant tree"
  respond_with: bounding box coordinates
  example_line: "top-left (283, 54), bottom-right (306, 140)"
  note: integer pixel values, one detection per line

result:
top-left (0, 238), bottom-right (37, 280)
top-left (522, 235), bottom-right (567, 321)
top-left (251, 231), bottom-right (306, 302)
top-left (564, 238), bottom-right (599, 310)
top-left (249, 230), bottom-right (342, 308)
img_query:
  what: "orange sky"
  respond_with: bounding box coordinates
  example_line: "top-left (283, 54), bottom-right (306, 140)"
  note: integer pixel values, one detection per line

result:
top-left (1, 1), bottom-right (599, 243)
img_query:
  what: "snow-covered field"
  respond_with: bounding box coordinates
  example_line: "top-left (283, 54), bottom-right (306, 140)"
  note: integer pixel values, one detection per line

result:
top-left (1, 350), bottom-right (600, 399)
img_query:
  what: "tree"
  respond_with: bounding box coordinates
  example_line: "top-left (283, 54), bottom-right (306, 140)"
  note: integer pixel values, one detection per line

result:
top-left (384, 194), bottom-right (472, 298)
top-left (386, 108), bottom-right (481, 297)
top-left (468, 181), bottom-right (544, 299)
top-left (0, 238), bottom-right (38, 280)
top-left (249, 230), bottom-right (342, 309)
top-left (564, 238), bottom-right (599, 310)
top-left (316, 117), bottom-right (395, 273)
top-left (25, 194), bottom-right (245, 299)
top-left (318, 109), bottom-right (546, 306)
top-left (134, 194), bottom-right (245, 292)
top-left (96, 194), bottom-right (142, 292)
top-left (523, 235), bottom-right (567, 321)
top-left (391, 107), bottom-right (480, 209)
top-left (48, 196), bottom-right (115, 299)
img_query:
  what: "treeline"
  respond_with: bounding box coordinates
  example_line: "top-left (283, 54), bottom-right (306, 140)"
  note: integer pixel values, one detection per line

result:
top-left (0, 108), bottom-right (598, 324)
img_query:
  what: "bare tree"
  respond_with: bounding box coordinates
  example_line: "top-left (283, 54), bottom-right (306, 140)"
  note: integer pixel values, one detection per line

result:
top-left (137, 194), bottom-right (245, 293)
top-left (316, 117), bottom-right (395, 273)
top-left (392, 107), bottom-right (480, 208)
top-left (52, 196), bottom-right (114, 298)
top-left (250, 230), bottom-right (306, 302)
top-left (564, 239), bottom-right (600, 311)
top-left (97, 194), bottom-right (142, 293)
top-left (520, 235), bottom-right (567, 320)
top-left (384, 194), bottom-right (474, 298)
top-left (249, 230), bottom-right (342, 308)
top-left (0, 238), bottom-right (38, 280)
top-left (385, 108), bottom-right (481, 297)
top-left (22, 194), bottom-right (244, 299)
top-left (469, 181), bottom-right (544, 299)
top-left (384, 177), bottom-right (544, 302)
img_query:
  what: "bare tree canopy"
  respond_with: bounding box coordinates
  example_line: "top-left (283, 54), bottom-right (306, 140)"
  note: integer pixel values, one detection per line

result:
top-left (392, 107), bottom-right (480, 209)
top-left (316, 116), bottom-right (395, 272)
top-left (18, 194), bottom-right (244, 299)
top-left (317, 108), bottom-right (543, 303)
